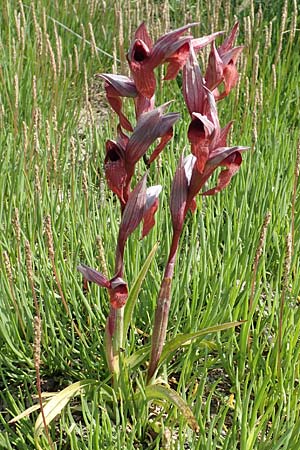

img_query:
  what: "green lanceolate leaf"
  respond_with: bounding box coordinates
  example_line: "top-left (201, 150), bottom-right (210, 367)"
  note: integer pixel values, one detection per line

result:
top-left (34, 379), bottom-right (97, 437)
top-left (159, 321), bottom-right (244, 368)
top-left (123, 242), bottom-right (159, 341)
top-left (145, 383), bottom-right (199, 432)
top-left (126, 344), bottom-right (151, 369)
top-left (9, 401), bottom-right (48, 424)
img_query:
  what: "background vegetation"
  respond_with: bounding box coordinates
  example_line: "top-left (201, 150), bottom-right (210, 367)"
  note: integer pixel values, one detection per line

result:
top-left (0, 0), bottom-right (299, 448)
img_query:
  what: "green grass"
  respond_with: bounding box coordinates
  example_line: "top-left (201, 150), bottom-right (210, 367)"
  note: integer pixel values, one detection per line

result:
top-left (0, 0), bottom-right (299, 448)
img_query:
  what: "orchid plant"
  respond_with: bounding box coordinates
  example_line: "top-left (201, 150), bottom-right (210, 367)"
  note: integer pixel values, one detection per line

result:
top-left (77, 20), bottom-right (248, 425)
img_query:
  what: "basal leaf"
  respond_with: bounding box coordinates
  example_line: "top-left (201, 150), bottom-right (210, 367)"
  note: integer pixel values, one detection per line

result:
top-left (159, 321), bottom-right (244, 368)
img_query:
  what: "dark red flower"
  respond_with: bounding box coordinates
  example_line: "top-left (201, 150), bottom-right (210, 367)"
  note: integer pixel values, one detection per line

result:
top-left (104, 105), bottom-right (179, 205)
top-left (126, 102), bottom-right (180, 165)
top-left (205, 23), bottom-right (244, 100)
top-left (170, 144), bottom-right (249, 233)
top-left (127, 22), bottom-right (197, 98)
top-left (77, 264), bottom-right (128, 309)
top-left (104, 139), bottom-right (128, 203)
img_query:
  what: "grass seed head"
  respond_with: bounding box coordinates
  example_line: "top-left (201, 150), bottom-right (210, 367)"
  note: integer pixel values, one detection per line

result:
top-left (13, 208), bottom-right (21, 248)
top-left (46, 33), bottom-right (57, 80)
top-left (45, 215), bottom-right (54, 259)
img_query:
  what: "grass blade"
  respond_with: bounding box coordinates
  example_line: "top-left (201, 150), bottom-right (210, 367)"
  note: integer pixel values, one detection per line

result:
top-left (145, 383), bottom-right (199, 432)
top-left (34, 379), bottom-right (97, 437)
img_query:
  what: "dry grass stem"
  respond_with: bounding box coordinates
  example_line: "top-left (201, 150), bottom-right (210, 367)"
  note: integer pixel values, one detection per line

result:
top-left (46, 33), bottom-right (57, 80)
top-left (18, 0), bottom-right (26, 26)
top-left (74, 44), bottom-right (79, 72)
top-left (25, 240), bottom-right (39, 313)
top-left (272, 64), bottom-right (276, 90)
top-left (53, 22), bottom-right (62, 73)
top-left (34, 164), bottom-right (42, 200)
top-left (88, 22), bottom-right (98, 58)
top-left (275, 0), bottom-right (288, 64)
top-left (289, 0), bottom-right (297, 44)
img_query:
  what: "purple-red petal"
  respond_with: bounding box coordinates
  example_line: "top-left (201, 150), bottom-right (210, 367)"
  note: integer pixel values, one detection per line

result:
top-left (205, 42), bottom-right (224, 91)
top-left (202, 152), bottom-right (243, 196)
top-left (142, 197), bottom-right (159, 238)
top-left (119, 174), bottom-right (147, 245)
top-left (187, 117), bottom-right (211, 173)
top-left (148, 128), bottom-right (173, 164)
top-left (135, 94), bottom-right (155, 118)
top-left (100, 74), bottom-right (137, 97)
top-left (214, 121), bottom-right (233, 148)
top-left (183, 44), bottom-right (206, 116)
top-left (170, 155), bottom-right (189, 232)
top-left (192, 31), bottom-right (224, 52)
top-left (105, 84), bottom-right (133, 132)
top-left (134, 22), bottom-right (153, 49)
top-left (127, 104), bottom-right (180, 165)
top-left (129, 62), bottom-right (157, 99)
top-left (218, 22), bottom-right (239, 56)
top-left (164, 42), bottom-right (191, 80)
top-left (77, 264), bottom-right (110, 288)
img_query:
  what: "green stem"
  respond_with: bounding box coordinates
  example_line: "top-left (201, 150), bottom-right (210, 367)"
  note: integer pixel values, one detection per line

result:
top-left (147, 231), bottom-right (181, 382)
top-left (105, 306), bottom-right (125, 381)
top-left (113, 307), bottom-right (124, 356)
